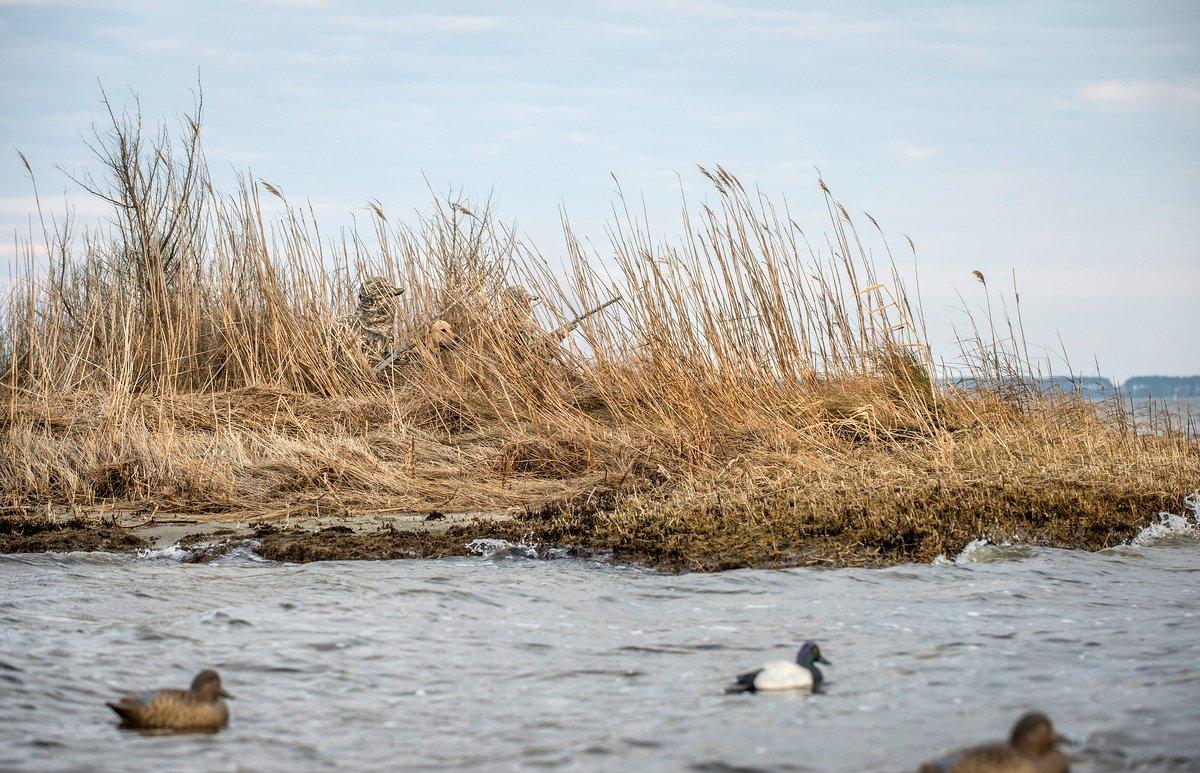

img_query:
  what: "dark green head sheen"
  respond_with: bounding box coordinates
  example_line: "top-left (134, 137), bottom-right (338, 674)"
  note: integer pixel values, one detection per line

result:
top-left (797, 641), bottom-right (832, 668)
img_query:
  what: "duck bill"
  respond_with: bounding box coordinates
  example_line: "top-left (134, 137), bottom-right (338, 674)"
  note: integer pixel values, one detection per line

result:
top-left (219, 689), bottom-right (233, 699)
top-left (1054, 733), bottom-right (1073, 746)
top-left (817, 657), bottom-right (833, 666)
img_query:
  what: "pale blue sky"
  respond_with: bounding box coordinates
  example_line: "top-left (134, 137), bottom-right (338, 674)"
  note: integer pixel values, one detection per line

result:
top-left (2, 0), bottom-right (1198, 378)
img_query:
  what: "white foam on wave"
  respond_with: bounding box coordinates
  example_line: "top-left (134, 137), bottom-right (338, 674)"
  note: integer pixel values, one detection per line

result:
top-left (136, 539), bottom-right (270, 564)
top-left (466, 538), bottom-right (538, 559)
top-left (136, 543), bottom-right (189, 561)
top-left (953, 538), bottom-right (992, 565)
top-left (933, 538), bottom-right (1036, 566)
top-left (1131, 492), bottom-right (1200, 547)
top-left (937, 491), bottom-right (1200, 563)
top-left (208, 541), bottom-right (269, 565)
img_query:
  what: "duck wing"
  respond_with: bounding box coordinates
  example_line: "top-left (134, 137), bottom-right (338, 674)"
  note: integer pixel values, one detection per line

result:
top-left (150, 690), bottom-right (226, 730)
top-left (106, 690), bottom-right (155, 718)
top-left (920, 742), bottom-right (1029, 773)
top-left (108, 689), bottom-right (201, 728)
top-left (725, 668), bottom-right (764, 693)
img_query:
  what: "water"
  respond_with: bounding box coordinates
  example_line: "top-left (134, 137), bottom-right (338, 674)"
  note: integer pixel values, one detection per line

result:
top-left (1, 516), bottom-right (1198, 771)
top-left (1126, 396), bottom-right (1199, 437)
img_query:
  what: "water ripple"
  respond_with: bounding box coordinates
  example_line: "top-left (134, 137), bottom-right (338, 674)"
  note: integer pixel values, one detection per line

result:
top-left (1, 538), bottom-right (1198, 770)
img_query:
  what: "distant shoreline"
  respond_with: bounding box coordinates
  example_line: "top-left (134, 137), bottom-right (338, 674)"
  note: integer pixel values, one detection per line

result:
top-left (942, 375), bottom-right (1200, 399)
top-left (1121, 376), bottom-right (1200, 398)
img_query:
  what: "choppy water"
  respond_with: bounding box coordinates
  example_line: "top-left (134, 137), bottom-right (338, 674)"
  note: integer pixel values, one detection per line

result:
top-left (2, 511), bottom-right (1199, 772)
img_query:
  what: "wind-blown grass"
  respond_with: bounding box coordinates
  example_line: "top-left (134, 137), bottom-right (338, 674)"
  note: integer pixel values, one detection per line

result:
top-left (2, 97), bottom-right (1196, 568)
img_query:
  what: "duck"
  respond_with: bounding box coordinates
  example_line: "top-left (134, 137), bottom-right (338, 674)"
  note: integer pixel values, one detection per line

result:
top-left (919, 712), bottom-right (1070, 772)
top-left (726, 641), bottom-right (830, 693)
top-left (107, 669), bottom-right (231, 732)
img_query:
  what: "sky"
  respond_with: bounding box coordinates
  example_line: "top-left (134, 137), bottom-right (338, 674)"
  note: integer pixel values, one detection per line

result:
top-left (1, 0), bottom-right (1197, 380)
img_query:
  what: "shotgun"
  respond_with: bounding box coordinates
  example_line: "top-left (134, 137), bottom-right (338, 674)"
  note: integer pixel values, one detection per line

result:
top-left (549, 295), bottom-right (622, 340)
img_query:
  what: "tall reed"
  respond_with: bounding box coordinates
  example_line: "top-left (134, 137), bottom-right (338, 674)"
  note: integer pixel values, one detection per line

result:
top-left (2, 96), bottom-right (1195, 566)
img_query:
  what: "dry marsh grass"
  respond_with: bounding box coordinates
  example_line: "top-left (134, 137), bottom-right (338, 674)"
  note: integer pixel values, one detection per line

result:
top-left (2, 98), bottom-right (1196, 568)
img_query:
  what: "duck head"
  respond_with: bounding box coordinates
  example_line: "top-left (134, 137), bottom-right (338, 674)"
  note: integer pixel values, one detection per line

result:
top-left (796, 641), bottom-right (832, 668)
top-left (191, 670), bottom-right (231, 701)
top-left (1010, 712), bottom-right (1068, 756)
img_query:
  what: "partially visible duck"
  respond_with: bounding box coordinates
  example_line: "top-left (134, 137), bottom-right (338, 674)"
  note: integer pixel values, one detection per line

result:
top-left (726, 641), bottom-right (831, 693)
top-left (107, 669), bottom-right (231, 732)
top-left (919, 712), bottom-right (1070, 772)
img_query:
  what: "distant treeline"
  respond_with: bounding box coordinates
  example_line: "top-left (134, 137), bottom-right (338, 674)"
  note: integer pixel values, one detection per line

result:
top-left (1123, 376), bottom-right (1200, 398)
top-left (945, 375), bottom-right (1200, 398)
top-left (946, 376), bottom-right (1115, 397)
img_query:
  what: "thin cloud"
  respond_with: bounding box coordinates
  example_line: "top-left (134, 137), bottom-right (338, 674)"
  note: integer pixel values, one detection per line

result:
top-left (565, 132), bottom-right (602, 146)
top-left (252, 0), bottom-right (328, 7)
top-left (591, 0), bottom-right (887, 36)
top-left (330, 13), bottom-right (504, 34)
top-left (1079, 80), bottom-right (1200, 106)
top-left (601, 0), bottom-right (833, 25)
top-left (887, 141), bottom-right (937, 162)
top-left (0, 194), bottom-right (115, 223)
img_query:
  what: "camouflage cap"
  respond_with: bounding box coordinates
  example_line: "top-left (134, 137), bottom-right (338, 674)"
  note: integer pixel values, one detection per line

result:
top-left (359, 276), bottom-right (404, 300)
top-left (502, 286), bottom-right (539, 307)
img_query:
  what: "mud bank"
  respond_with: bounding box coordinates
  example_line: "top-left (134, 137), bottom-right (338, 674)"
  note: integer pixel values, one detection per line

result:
top-left (0, 510), bottom-right (525, 562)
top-left (0, 515), bottom-right (149, 554)
top-left (3, 485), bottom-right (1197, 571)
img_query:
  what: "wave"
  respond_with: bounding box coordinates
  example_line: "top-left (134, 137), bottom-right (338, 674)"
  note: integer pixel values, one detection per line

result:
top-left (208, 541), bottom-right (270, 565)
top-left (935, 491), bottom-right (1200, 564)
top-left (135, 543), bottom-right (189, 561)
top-left (466, 538), bottom-right (539, 559)
top-left (136, 540), bottom-right (270, 564)
top-left (934, 539), bottom-right (1038, 566)
top-left (1131, 492), bottom-right (1200, 547)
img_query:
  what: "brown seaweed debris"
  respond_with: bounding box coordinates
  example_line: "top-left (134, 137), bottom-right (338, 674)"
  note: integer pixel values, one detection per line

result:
top-left (181, 520), bottom-right (543, 564)
top-left (501, 477), bottom-right (1196, 573)
top-left (0, 515), bottom-right (148, 554)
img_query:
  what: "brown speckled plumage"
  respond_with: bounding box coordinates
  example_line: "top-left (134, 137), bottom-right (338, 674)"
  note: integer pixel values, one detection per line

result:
top-left (107, 669), bottom-right (230, 732)
top-left (920, 713), bottom-right (1069, 773)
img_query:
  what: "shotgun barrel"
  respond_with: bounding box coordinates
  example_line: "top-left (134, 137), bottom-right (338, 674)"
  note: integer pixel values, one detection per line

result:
top-left (549, 295), bottom-right (622, 340)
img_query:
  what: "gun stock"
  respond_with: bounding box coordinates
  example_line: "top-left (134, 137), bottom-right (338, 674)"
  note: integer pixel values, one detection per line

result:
top-left (372, 292), bottom-right (473, 373)
top-left (373, 339), bottom-right (419, 372)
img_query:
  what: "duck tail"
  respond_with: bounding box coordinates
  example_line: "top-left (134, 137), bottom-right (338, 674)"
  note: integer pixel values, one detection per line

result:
top-left (725, 670), bottom-right (760, 693)
top-left (106, 701), bottom-right (135, 721)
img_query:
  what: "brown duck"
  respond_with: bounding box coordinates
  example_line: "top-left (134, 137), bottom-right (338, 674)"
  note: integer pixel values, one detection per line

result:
top-left (920, 712), bottom-right (1069, 772)
top-left (107, 669), bottom-right (231, 732)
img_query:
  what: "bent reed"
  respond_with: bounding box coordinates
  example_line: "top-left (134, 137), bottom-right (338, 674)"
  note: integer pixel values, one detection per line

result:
top-left (2, 99), bottom-right (1196, 569)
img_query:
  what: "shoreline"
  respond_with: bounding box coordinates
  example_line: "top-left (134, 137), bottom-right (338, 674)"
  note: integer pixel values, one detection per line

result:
top-left (3, 491), bottom-right (1196, 570)
top-left (3, 114), bottom-right (1197, 575)
top-left (0, 508), bottom-right (525, 563)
